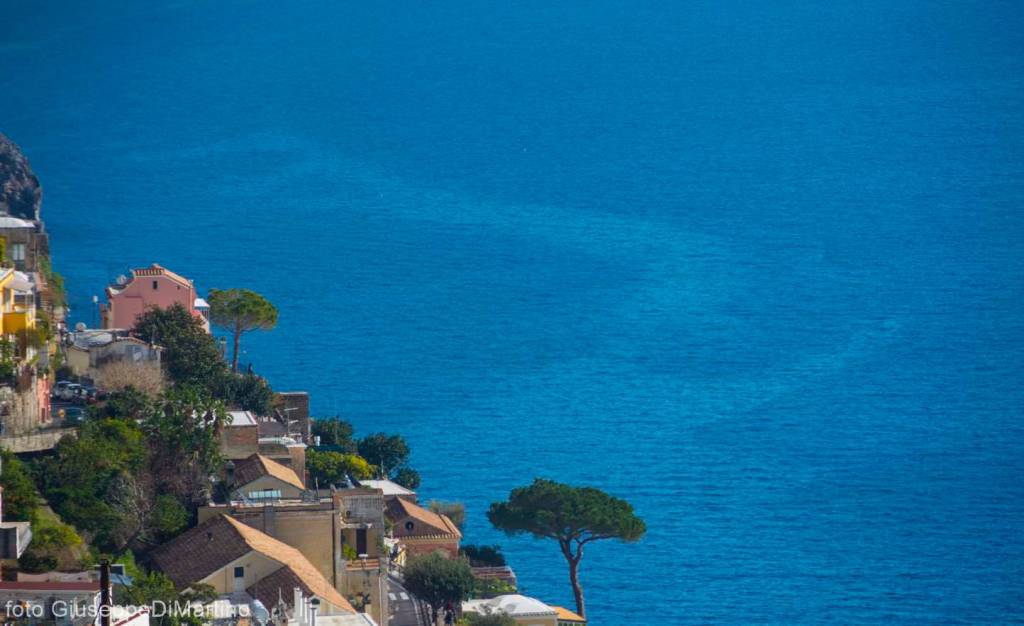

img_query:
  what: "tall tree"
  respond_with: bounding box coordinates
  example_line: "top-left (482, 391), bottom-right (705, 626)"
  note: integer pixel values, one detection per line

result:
top-left (134, 304), bottom-right (225, 389)
top-left (312, 416), bottom-right (357, 452)
top-left (487, 479), bottom-right (645, 618)
top-left (207, 288), bottom-right (278, 373)
top-left (402, 552), bottom-right (475, 624)
top-left (357, 433), bottom-right (410, 476)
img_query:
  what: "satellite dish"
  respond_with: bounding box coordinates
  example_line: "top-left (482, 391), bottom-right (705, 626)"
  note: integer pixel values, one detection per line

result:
top-left (116, 275), bottom-right (128, 285)
top-left (74, 322), bottom-right (86, 331)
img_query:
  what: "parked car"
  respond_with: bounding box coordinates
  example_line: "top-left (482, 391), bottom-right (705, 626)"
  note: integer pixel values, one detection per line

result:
top-left (52, 380), bottom-right (72, 399)
top-left (60, 383), bottom-right (83, 402)
top-left (61, 406), bottom-right (84, 425)
top-left (76, 386), bottom-right (99, 404)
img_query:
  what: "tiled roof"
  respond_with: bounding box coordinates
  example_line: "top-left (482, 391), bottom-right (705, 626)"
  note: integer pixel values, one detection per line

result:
top-left (221, 517), bottom-right (351, 612)
top-left (385, 498), bottom-right (462, 540)
top-left (150, 515), bottom-right (351, 613)
top-left (131, 263), bottom-right (192, 288)
top-left (151, 516), bottom-right (251, 587)
top-left (233, 453), bottom-right (305, 491)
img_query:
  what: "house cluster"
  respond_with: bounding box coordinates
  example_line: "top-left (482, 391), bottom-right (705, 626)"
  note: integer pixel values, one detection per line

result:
top-left (1, 260), bottom-right (586, 626)
top-left (0, 214), bottom-right (60, 436)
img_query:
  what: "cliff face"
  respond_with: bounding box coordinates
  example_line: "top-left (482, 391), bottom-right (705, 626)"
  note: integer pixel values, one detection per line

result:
top-left (0, 133), bottom-right (41, 221)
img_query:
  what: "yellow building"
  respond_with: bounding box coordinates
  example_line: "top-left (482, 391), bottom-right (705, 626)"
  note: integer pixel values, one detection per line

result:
top-left (0, 268), bottom-right (35, 336)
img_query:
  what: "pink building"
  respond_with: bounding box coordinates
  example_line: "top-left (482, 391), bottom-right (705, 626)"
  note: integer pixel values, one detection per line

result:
top-left (101, 263), bottom-right (210, 331)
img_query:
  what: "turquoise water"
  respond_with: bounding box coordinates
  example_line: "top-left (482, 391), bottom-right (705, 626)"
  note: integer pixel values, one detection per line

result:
top-left (3, 1), bottom-right (1024, 623)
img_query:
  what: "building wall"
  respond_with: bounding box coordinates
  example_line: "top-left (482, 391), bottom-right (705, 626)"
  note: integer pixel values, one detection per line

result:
top-left (202, 505), bottom-right (337, 588)
top-left (66, 347), bottom-right (90, 377)
top-left (106, 273), bottom-right (195, 330)
top-left (0, 225), bottom-right (47, 273)
top-left (200, 552), bottom-right (281, 595)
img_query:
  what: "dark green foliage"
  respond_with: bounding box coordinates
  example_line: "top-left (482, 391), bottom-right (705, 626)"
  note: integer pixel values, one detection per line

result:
top-left (133, 304), bottom-right (275, 414)
top-left (488, 478), bottom-right (645, 618)
top-left (312, 416), bottom-right (357, 452)
top-left (357, 432), bottom-right (410, 475)
top-left (152, 494), bottom-right (189, 536)
top-left (223, 371), bottom-right (274, 415)
top-left (90, 387), bottom-right (151, 421)
top-left (35, 389), bottom-right (226, 552)
top-left (461, 544), bottom-right (506, 567)
top-left (134, 304), bottom-right (226, 391)
top-left (393, 467), bottom-right (421, 490)
top-left (402, 552), bottom-right (475, 622)
top-left (0, 448), bottom-right (38, 520)
top-left (207, 288), bottom-right (278, 373)
top-left (119, 570), bottom-right (216, 626)
top-left (18, 551), bottom-right (57, 573)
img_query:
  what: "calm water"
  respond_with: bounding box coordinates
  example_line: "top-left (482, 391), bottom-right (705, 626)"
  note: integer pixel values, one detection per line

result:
top-left (3, 1), bottom-right (1024, 623)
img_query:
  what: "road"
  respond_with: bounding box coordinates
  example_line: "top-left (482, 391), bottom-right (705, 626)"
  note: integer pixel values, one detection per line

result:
top-left (387, 575), bottom-right (429, 626)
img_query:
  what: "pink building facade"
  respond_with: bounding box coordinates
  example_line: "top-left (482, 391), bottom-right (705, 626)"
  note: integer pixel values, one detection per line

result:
top-left (101, 263), bottom-right (210, 331)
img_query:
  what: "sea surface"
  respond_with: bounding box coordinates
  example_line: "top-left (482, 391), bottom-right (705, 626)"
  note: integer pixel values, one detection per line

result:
top-left (2, 1), bottom-right (1024, 623)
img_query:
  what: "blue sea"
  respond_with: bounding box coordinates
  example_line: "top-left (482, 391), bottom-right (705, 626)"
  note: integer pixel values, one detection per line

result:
top-left (3, 1), bottom-right (1024, 623)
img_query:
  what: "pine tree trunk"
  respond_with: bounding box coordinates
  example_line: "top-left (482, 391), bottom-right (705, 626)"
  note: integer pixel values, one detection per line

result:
top-left (231, 324), bottom-right (241, 373)
top-left (569, 556), bottom-right (585, 618)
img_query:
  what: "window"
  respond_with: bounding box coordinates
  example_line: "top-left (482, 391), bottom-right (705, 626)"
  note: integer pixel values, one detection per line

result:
top-left (248, 489), bottom-right (282, 500)
top-left (152, 280), bottom-right (159, 290)
top-left (10, 243), bottom-right (25, 262)
top-left (233, 566), bottom-right (244, 578)
top-left (356, 528), bottom-right (368, 555)
top-left (405, 521), bottom-right (415, 531)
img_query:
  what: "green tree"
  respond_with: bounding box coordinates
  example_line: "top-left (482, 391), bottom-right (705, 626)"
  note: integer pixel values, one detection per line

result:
top-left (142, 388), bottom-right (227, 507)
top-left (402, 552), bottom-right (475, 623)
top-left (487, 478), bottom-right (645, 618)
top-left (134, 304), bottom-right (226, 390)
top-left (34, 419), bottom-right (147, 550)
top-left (0, 448), bottom-right (38, 520)
top-left (306, 449), bottom-right (373, 486)
top-left (312, 416), bottom-right (357, 452)
top-left (224, 371), bottom-right (274, 415)
top-left (461, 544), bottom-right (506, 567)
top-left (119, 570), bottom-right (216, 626)
top-left (393, 467), bottom-right (421, 490)
top-left (357, 433), bottom-right (410, 476)
top-left (207, 288), bottom-right (278, 373)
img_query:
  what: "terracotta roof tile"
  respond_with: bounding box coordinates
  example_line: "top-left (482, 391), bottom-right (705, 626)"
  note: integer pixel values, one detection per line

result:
top-left (552, 606), bottom-right (587, 623)
top-left (151, 515), bottom-right (352, 613)
top-left (131, 263), bottom-right (193, 288)
top-left (233, 454), bottom-right (305, 491)
top-left (385, 498), bottom-right (462, 540)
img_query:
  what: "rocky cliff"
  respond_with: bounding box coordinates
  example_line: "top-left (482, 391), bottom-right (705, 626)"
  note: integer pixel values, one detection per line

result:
top-left (0, 133), bottom-right (41, 221)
